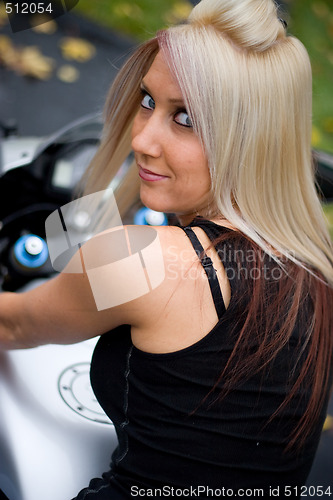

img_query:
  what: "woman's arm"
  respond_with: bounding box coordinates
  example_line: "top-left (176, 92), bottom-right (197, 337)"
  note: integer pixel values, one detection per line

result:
top-left (0, 272), bottom-right (125, 349)
top-left (0, 224), bottom-right (169, 350)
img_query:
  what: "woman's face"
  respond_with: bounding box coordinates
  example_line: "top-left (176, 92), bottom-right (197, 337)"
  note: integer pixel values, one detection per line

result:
top-left (131, 52), bottom-right (212, 224)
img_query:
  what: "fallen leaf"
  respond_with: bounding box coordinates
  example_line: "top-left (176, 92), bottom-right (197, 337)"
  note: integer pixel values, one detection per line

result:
top-left (19, 46), bottom-right (55, 79)
top-left (31, 15), bottom-right (57, 34)
top-left (323, 415), bottom-right (333, 431)
top-left (165, 1), bottom-right (192, 24)
top-left (0, 36), bottom-right (21, 69)
top-left (57, 64), bottom-right (80, 83)
top-left (0, 4), bottom-right (8, 27)
top-left (59, 37), bottom-right (96, 62)
top-left (0, 37), bottom-right (55, 80)
top-left (312, 126), bottom-right (322, 147)
top-left (323, 117), bottom-right (333, 133)
top-left (113, 3), bottom-right (143, 19)
top-left (0, 35), bottom-right (13, 57)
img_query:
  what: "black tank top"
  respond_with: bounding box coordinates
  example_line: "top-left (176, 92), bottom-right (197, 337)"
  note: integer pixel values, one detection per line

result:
top-left (88, 218), bottom-right (329, 498)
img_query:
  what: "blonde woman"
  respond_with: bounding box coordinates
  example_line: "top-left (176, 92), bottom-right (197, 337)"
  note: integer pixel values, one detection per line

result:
top-left (1, 0), bottom-right (333, 497)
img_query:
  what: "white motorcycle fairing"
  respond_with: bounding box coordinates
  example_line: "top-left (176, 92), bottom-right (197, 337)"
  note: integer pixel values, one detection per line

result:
top-left (0, 338), bottom-right (117, 500)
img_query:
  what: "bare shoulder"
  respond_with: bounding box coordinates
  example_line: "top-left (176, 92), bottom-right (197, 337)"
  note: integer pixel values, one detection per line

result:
top-left (128, 223), bottom-right (233, 354)
top-left (70, 223), bottom-right (206, 332)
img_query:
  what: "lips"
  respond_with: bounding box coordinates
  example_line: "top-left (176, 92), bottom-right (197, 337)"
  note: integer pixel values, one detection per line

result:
top-left (138, 166), bottom-right (169, 182)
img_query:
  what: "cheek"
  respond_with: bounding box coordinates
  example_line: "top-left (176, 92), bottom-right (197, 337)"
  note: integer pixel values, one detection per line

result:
top-left (193, 170), bottom-right (211, 196)
top-left (190, 161), bottom-right (211, 199)
top-left (183, 150), bottom-right (210, 188)
top-left (173, 163), bottom-right (211, 205)
top-left (173, 139), bottom-right (207, 171)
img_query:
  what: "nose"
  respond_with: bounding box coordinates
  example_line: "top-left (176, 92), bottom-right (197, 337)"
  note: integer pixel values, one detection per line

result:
top-left (131, 112), bottom-right (163, 158)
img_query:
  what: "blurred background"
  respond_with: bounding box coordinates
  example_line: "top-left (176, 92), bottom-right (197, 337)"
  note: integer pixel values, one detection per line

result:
top-left (0, 0), bottom-right (332, 150)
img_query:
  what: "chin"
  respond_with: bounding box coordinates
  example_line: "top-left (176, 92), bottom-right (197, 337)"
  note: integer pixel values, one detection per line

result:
top-left (139, 190), bottom-right (170, 214)
top-left (139, 187), bottom-right (197, 217)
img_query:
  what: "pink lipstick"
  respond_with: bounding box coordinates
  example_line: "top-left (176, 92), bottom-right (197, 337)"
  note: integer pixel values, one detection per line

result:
top-left (139, 166), bottom-right (169, 182)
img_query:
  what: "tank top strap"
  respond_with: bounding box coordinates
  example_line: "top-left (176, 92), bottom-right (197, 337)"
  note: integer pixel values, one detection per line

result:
top-left (184, 218), bottom-right (246, 308)
top-left (182, 226), bottom-right (226, 318)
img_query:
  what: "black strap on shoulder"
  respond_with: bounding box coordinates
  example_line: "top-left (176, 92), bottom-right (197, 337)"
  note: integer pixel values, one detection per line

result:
top-left (183, 226), bottom-right (226, 318)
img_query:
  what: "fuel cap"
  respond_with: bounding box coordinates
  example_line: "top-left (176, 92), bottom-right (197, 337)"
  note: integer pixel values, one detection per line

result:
top-left (14, 234), bottom-right (49, 269)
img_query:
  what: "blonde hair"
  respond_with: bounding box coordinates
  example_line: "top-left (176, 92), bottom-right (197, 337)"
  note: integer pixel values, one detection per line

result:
top-left (83, 0), bottom-right (333, 285)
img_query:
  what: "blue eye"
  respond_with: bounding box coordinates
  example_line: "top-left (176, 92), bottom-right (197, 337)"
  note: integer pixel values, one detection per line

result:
top-left (174, 111), bottom-right (192, 128)
top-left (141, 93), bottom-right (155, 110)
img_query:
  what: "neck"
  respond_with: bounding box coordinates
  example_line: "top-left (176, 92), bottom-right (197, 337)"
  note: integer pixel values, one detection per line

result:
top-left (176, 212), bottom-right (198, 227)
top-left (176, 212), bottom-right (237, 231)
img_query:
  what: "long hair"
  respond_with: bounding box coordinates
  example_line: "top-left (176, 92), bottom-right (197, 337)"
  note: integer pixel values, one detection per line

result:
top-left (82, 0), bottom-right (333, 450)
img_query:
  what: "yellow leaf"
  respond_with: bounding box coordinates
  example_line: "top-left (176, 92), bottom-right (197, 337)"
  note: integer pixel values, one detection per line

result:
top-left (165, 1), bottom-right (192, 24)
top-left (0, 37), bottom-right (55, 79)
top-left (312, 126), bottom-right (322, 147)
top-left (59, 37), bottom-right (96, 63)
top-left (19, 46), bottom-right (55, 80)
top-left (0, 37), bottom-right (22, 71)
top-left (57, 64), bottom-right (80, 83)
top-left (323, 415), bottom-right (333, 431)
top-left (0, 35), bottom-right (12, 54)
top-left (31, 15), bottom-right (57, 34)
top-left (113, 3), bottom-right (143, 18)
top-left (172, 1), bottom-right (193, 19)
top-left (323, 117), bottom-right (333, 133)
top-left (0, 2), bottom-right (8, 27)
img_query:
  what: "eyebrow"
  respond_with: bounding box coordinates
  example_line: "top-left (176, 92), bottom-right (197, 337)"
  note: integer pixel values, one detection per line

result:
top-left (140, 81), bottom-right (186, 106)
